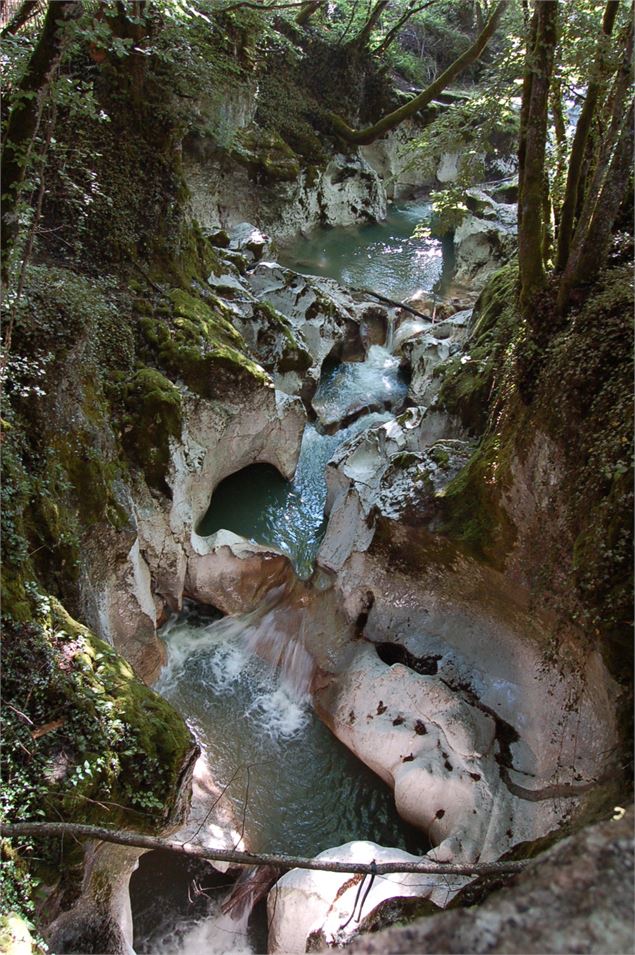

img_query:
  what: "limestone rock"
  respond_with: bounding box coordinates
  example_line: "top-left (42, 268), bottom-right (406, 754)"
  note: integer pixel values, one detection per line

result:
top-left (46, 844), bottom-right (143, 955)
top-left (185, 530), bottom-right (295, 614)
top-left (246, 262), bottom-right (364, 389)
top-left (228, 222), bottom-right (272, 263)
top-left (453, 214), bottom-right (516, 290)
top-left (268, 841), bottom-right (449, 954)
top-left (343, 810), bottom-right (635, 955)
top-left (319, 408), bottom-right (460, 572)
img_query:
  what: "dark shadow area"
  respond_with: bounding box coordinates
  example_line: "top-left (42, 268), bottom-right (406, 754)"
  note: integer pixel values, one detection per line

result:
top-left (375, 642), bottom-right (442, 676)
top-left (130, 849), bottom-right (268, 954)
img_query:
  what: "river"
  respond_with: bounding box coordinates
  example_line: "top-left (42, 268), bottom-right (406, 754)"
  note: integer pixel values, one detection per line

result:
top-left (131, 200), bottom-right (444, 953)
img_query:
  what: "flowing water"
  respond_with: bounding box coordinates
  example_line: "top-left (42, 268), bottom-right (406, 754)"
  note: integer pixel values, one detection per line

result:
top-left (197, 411), bottom-right (393, 579)
top-left (278, 200), bottom-right (453, 301)
top-left (131, 607), bottom-right (427, 953)
top-left (133, 205), bottom-right (441, 952)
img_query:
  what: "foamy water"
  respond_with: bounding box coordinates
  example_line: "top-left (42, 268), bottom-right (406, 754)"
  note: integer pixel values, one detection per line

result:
top-left (150, 906), bottom-right (252, 955)
top-left (312, 345), bottom-right (408, 428)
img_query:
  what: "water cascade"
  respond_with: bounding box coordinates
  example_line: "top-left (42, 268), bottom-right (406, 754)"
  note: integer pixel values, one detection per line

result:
top-left (133, 201), bottom-right (447, 951)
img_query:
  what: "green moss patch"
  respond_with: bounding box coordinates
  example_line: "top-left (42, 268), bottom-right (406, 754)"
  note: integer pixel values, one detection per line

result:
top-left (1, 596), bottom-right (194, 834)
top-left (436, 264), bottom-right (519, 433)
top-left (231, 127), bottom-right (301, 183)
top-left (139, 289), bottom-right (270, 398)
top-left (437, 434), bottom-right (517, 567)
top-left (121, 368), bottom-right (182, 493)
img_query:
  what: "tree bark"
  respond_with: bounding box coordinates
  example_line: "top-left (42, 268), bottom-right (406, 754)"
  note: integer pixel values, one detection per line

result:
top-left (0, 821), bottom-right (529, 877)
top-left (330, 0), bottom-right (508, 145)
top-left (0, 0), bottom-right (80, 280)
top-left (348, 0), bottom-right (389, 49)
top-left (517, 0), bottom-right (558, 316)
top-left (1, 0), bottom-right (40, 37)
top-left (555, 0), bottom-right (620, 273)
top-left (557, 99), bottom-right (634, 312)
top-left (555, 14), bottom-right (633, 312)
top-left (296, 0), bottom-right (324, 26)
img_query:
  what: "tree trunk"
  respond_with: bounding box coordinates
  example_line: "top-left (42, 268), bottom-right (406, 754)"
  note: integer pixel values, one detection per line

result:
top-left (555, 15), bottom-right (634, 312)
top-left (555, 0), bottom-right (620, 273)
top-left (296, 0), bottom-right (324, 26)
top-left (0, 0), bottom-right (80, 280)
top-left (348, 0), bottom-right (389, 49)
top-left (1, 0), bottom-right (40, 37)
top-left (557, 100), bottom-right (634, 312)
top-left (517, 0), bottom-right (558, 316)
top-left (330, 0), bottom-right (508, 145)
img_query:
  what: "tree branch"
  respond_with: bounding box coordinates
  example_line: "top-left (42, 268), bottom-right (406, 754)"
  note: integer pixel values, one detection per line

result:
top-left (371, 0), bottom-right (437, 57)
top-left (329, 0), bottom-right (508, 145)
top-left (0, 821), bottom-right (529, 878)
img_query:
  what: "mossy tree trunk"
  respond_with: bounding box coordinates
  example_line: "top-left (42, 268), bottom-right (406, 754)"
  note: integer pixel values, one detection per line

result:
top-left (329, 0), bottom-right (508, 146)
top-left (348, 0), bottom-right (390, 49)
top-left (296, 0), bottom-right (325, 26)
top-left (555, 0), bottom-right (620, 274)
top-left (557, 100), bottom-right (634, 312)
top-left (517, 0), bottom-right (558, 317)
top-left (556, 14), bottom-right (634, 312)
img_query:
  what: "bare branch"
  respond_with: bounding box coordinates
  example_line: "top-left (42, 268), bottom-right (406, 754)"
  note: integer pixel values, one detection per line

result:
top-left (0, 821), bottom-right (529, 878)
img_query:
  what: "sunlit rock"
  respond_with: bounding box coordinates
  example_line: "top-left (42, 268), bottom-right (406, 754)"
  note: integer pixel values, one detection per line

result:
top-left (185, 530), bottom-right (295, 614)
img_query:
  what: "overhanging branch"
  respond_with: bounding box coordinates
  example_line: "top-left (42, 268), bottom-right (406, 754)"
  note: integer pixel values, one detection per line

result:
top-left (329, 0), bottom-right (508, 146)
top-left (0, 821), bottom-right (528, 877)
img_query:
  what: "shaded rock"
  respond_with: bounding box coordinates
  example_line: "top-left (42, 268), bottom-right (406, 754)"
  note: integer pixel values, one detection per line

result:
top-left (246, 262), bottom-right (364, 389)
top-left (228, 222), bottom-right (272, 263)
top-left (185, 150), bottom-right (387, 245)
top-left (453, 214), bottom-right (516, 290)
top-left (343, 810), bottom-right (635, 955)
top-left (46, 844), bottom-right (144, 955)
top-left (319, 408), bottom-right (460, 572)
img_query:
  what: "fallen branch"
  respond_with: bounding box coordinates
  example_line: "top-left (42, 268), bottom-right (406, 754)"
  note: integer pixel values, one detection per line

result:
top-left (355, 287), bottom-right (434, 319)
top-left (0, 821), bottom-right (528, 877)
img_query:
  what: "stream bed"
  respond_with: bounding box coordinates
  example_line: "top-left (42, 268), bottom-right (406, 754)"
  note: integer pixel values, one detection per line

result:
top-left (132, 202), bottom-right (444, 952)
top-left (279, 199), bottom-right (452, 301)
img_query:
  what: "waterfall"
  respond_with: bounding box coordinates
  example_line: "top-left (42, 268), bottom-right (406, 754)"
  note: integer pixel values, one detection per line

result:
top-left (221, 866), bottom-right (279, 921)
top-left (385, 310), bottom-right (395, 352)
top-left (155, 906), bottom-right (253, 955)
top-left (238, 584), bottom-right (317, 700)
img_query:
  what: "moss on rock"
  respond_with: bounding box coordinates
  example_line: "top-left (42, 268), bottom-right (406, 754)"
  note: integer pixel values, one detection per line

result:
top-left (121, 368), bottom-right (183, 493)
top-left (436, 264), bottom-right (519, 432)
top-left (2, 595), bottom-right (194, 834)
top-left (138, 289), bottom-right (270, 398)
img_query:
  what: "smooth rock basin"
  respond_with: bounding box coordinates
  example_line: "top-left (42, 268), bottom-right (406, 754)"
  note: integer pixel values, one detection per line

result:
top-left (127, 206), bottom-right (618, 953)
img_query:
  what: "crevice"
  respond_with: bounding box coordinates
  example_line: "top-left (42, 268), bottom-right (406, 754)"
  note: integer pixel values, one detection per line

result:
top-left (374, 641), bottom-right (442, 676)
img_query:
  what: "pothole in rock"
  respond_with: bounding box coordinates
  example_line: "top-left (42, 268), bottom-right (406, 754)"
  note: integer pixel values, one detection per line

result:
top-left (374, 642), bottom-right (442, 676)
top-left (130, 849), bottom-right (268, 955)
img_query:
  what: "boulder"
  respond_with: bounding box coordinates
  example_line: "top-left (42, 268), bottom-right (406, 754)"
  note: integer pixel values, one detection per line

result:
top-left (185, 530), bottom-right (295, 614)
top-left (319, 409), bottom-right (461, 572)
top-left (268, 841), bottom-right (454, 953)
top-left (453, 215), bottom-right (516, 290)
top-left (228, 222), bottom-right (272, 263)
top-left (343, 810), bottom-right (635, 955)
top-left (246, 262), bottom-right (364, 389)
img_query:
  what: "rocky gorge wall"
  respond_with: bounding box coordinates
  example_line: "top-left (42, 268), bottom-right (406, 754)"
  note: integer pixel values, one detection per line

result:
top-left (2, 8), bottom-right (631, 951)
